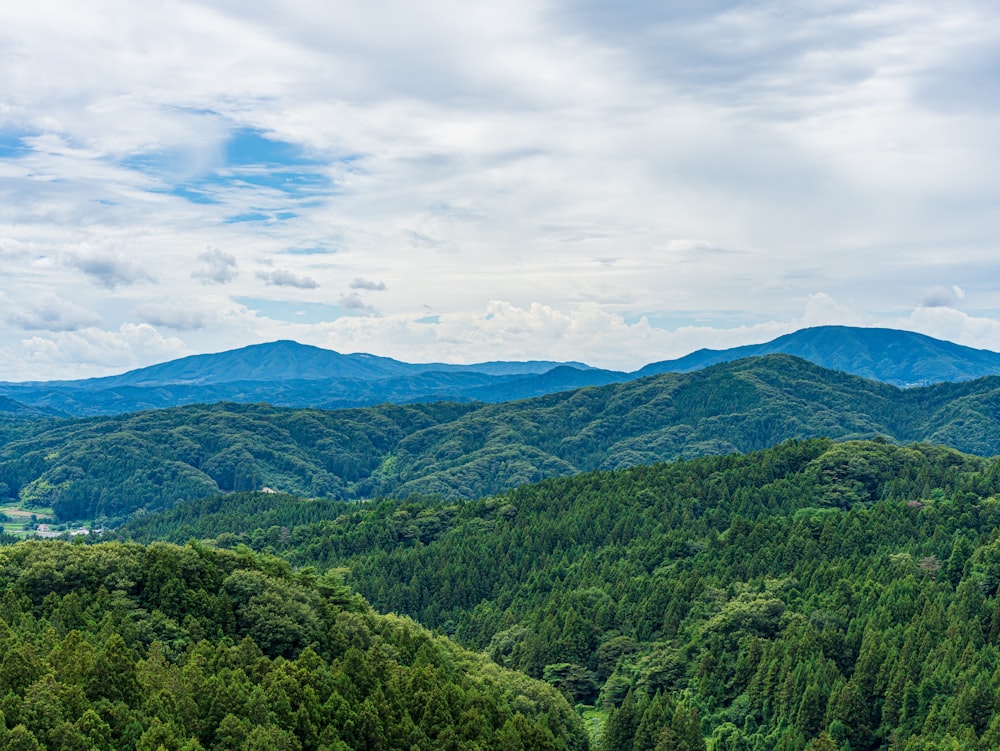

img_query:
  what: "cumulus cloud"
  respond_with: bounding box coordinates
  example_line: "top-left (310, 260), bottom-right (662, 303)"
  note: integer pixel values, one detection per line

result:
top-left (191, 247), bottom-right (239, 285)
top-left (919, 285), bottom-right (966, 308)
top-left (6, 294), bottom-right (102, 332)
top-left (2, 0), bottom-right (1000, 378)
top-left (338, 292), bottom-right (376, 313)
top-left (135, 303), bottom-right (210, 331)
top-left (350, 277), bottom-right (387, 291)
top-left (256, 269), bottom-right (319, 289)
top-left (293, 299), bottom-right (796, 370)
top-left (901, 305), bottom-right (1000, 353)
top-left (67, 251), bottom-right (154, 289)
top-left (21, 323), bottom-right (187, 371)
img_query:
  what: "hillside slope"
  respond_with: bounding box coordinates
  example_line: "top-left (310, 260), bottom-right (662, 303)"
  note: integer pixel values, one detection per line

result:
top-left (119, 439), bottom-right (1000, 751)
top-left (4, 355), bottom-right (1000, 522)
top-left (638, 325), bottom-right (1000, 386)
top-left (0, 539), bottom-right (586, 750)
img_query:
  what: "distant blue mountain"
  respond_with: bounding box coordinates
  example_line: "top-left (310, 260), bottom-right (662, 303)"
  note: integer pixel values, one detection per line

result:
top-left (0, 342), bottom-right (602, 416)
top-left (0, 395), bottom-right (63, 418)
top-left (17, 340), bottom-right (584, 389)
top-left (2, 326), bottom-right (999, 416)
top-left (636, 325), bottom-right (1000, 387)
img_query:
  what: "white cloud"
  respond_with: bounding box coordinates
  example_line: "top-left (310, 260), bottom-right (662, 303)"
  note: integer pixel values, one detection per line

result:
top-left (338, 292), bottom-right (376, 313)
top-left (135, 302), bottom-right (211, 331)
top-left (191, 247), bottom-right (238, 285)
top-left (67, 249), bottom-right (154, 288)
top-left (900, 306), bottom-right (1000, 353)
top-left (350, 277), bottom-right (387, 291)
top-left (256, 269), bottom-right (318, 289)
top-left (6, 294), bottom-right (103, 331)
top-left (1, 0), bottom-right (1000, 378)
top-left (20, 323), bottom-right (187, 374)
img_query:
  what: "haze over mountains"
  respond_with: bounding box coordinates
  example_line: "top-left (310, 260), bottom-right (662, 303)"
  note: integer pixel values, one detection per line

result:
top-left (2, 325), bottom-right (1000, 417)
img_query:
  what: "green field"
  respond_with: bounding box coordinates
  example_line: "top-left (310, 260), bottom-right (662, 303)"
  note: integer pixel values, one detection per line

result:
top-left (0, 503), bottom-right (54, 537)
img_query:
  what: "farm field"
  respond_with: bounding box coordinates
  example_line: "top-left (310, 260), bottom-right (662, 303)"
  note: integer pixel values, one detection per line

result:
top-left (0, 503), bottom-right (55, 537)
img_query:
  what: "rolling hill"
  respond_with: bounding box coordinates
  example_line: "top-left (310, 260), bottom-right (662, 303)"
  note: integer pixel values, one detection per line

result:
top-left (0, 539), bottom-right (586, 751)
top-left (116, 438), bottom-right (1000, 751)
top-left (5, 354), bottom-right (1000, 523)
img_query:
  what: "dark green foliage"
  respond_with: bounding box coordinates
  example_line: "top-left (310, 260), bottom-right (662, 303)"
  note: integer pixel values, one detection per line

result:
top-left (10, 355), bottom-right (1000, 523)
top-left (0, 401), bottom-right (472, 521)
top-left (0, 540), bottom-right (586, 750)
top-left (128, 438), bottom-right (1000, 750)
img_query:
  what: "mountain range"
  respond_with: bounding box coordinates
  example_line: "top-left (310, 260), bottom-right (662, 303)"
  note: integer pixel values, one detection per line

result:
top-left (636, 324), bottom-right (1000, 385)
top-left (6, 353), bottom-right (1000, 523)
top-left (3, 325), bottom-right (1000, 417)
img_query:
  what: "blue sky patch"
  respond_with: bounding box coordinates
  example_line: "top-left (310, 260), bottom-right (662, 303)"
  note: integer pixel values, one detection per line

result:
top-left (226, 128), bottom-right (319, 167)
top-left (125, 126), bottom-right (337, 207)
top-left (235, 296), bottom-right (353, 323)
top-left (414, 315), bottom-right (441, 324)
top-left (0, 130), bottom-right (39, 158)
top-left (144, 185), bottom-right (219, 205)
top-left (223, 210), bottom-right (298, 224)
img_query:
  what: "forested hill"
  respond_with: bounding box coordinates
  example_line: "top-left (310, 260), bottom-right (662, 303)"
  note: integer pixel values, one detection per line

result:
top-left (637, 325), bottom-right (1000, 386)
top-left (6, 354), bottom-right (1000, 522)
top-left (120, 438), bottom-right (1000, 750)
top-left (0, 540), bottom-right (586, 750)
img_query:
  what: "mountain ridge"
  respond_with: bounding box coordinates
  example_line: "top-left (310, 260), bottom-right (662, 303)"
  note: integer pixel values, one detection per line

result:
top-left (637, 325), bottom-right (1000, 385)
top-left (6, 353), bottom-right (1000, 523)
top-left (2, 325), bottom-right (1000, 416)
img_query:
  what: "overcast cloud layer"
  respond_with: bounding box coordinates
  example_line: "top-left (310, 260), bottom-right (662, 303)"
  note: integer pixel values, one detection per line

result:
top-left (2, 0), bottom-right (999, 380)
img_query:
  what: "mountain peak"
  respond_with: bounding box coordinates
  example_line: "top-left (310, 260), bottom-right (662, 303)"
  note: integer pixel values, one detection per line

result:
top-left (637, 326), bottom-right (1000, 387)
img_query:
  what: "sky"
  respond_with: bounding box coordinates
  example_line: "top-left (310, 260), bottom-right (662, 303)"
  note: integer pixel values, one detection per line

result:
top-left (2, 0), bottom-right (1000, 380)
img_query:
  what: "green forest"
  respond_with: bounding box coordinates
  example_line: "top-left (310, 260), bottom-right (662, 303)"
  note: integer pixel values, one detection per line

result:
top-left (117, 438), bottom-right (1000, 750)
top-left (0, 540), bottom-right (585, 750)
top-left (5, 355), bottom-right (1000, 525)
top-left (7, 358), bottom-right (1000, 749)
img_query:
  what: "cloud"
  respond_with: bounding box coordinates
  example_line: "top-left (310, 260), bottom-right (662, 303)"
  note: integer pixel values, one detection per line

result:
top-left (901, 305), bottom-right (1000, 353)
top-left (918, 284), bottom-right (967, 309)
top-left (292, 299), bottom-right (803, 370)
top-left (350, 277), bottom-right (387, 291)
top-left (191, 247), bottom-right (239, 285)
top-left (20, 323), bottom-right (187, 372)
top-left (67, 251), bottom-right (154, 289)
top-left (256, 269), bottom-right (319, 289)
top-left (135, 303), bottom-right (210, 331)
top-left (338, 292), bottom-right (376, 313)
top-left (6, 294), bottom-right (103, 331)
top-left (2, 0), bottom-right (1000, 378)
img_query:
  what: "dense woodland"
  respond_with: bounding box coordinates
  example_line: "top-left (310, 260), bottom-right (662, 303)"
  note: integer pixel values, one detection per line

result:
top-left (8, 356), bottom-right (1000, 749)
top-left (0, 540), bottom-right (585, 750)
top-left (5, 355), bottom-right (1000, 524)
top-left (120, 438), bottom-right (1000, 750)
